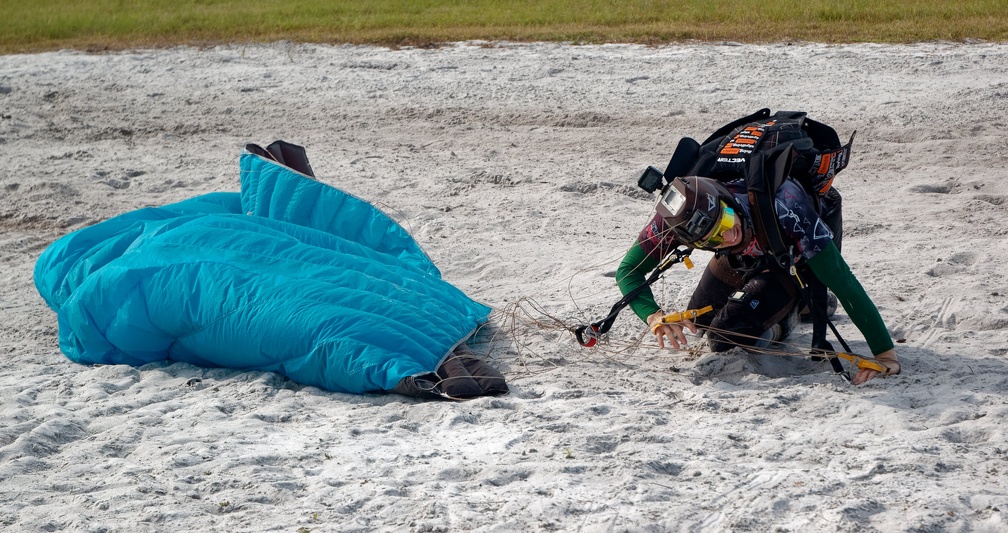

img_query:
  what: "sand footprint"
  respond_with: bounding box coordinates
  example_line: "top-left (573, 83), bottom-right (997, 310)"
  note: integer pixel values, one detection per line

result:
top-left (927, 252), bottom-right (979, 277)
top-left (887, 295), bottom-right (959, 348)
top-left (909, 183), bottom-right (954, 194)
top-left (1, 416), bottom-right (88, 460)
top-left (941, 426), bottom-right (990, 445)
top-left (975, 194), bottom-right (1006, 206)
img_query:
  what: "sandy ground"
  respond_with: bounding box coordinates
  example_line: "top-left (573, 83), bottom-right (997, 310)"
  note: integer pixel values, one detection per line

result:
top-left (2, 41), bottom-right (1008, 532)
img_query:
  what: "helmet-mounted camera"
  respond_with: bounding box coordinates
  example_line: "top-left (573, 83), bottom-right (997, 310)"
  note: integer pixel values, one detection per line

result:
top-left (655, 176), bottom-right (737, 249)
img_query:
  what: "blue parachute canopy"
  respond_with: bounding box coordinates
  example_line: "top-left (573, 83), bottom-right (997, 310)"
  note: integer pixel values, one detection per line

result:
top-left (34, 148), bottom-right (495, 395)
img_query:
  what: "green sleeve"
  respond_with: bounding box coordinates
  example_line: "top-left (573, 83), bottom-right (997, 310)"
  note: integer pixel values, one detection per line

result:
top-left (616, 241), bottom-right (662, 322)
top-left (806, 242), bottom-right (894, 355)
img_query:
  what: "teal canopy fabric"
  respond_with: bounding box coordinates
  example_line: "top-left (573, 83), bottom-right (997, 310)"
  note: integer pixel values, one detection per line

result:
top-left (34, 151), bottom-right (491, 394)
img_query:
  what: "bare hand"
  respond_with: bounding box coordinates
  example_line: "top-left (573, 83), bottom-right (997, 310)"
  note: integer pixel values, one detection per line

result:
top-left (647, 311), bottom-right (697, 350)
top-left (852, 348), bottom-right (900, 385)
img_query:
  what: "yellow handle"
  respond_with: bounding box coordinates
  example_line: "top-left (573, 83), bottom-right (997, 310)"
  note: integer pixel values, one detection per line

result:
top-left (661, 305), bottom-right (714, 324)
top-left (836, 352), bottom-right (891, 375)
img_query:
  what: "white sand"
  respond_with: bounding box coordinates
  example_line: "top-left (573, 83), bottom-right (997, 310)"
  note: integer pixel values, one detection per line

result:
top-left (2, 41), bottom-right (1008, 531)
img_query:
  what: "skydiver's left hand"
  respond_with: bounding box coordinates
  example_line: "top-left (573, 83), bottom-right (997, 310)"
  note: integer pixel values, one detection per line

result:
top-left (852, 348), bottom-right (901, 385)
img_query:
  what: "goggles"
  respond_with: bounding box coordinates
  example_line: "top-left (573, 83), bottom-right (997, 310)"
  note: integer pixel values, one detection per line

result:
top-left (693, 202), bottom-right (736, 248)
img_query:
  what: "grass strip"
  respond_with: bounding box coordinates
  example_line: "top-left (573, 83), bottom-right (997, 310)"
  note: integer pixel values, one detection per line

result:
top-left (3, 0), bottom-right (1007, 54)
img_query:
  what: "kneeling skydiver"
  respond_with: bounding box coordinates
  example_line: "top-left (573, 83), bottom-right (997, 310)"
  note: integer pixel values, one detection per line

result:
top-left (615, 174), bottom-right (900, 385)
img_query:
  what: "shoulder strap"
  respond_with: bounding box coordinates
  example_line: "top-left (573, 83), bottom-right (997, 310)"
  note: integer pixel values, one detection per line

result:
top-left (745, 143), bottom-right (794, 271)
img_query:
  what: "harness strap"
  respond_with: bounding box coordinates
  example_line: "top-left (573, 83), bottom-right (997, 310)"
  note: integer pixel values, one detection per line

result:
top-left (808, 267), bottom-right (831, 349)
top-left (745, 144), bottom-right (794, 271)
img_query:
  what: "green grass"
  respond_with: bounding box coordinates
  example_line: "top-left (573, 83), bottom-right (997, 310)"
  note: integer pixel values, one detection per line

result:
top-left (3, 0), bottom-right (1007, 54)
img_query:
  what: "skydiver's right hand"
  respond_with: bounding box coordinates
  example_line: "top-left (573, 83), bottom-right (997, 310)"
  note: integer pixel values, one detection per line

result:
top-left (646, 311), bottom-right (697, 350)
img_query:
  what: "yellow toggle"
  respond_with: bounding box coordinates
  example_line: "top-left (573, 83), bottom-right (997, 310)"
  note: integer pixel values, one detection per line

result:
top-left (660, 305), bottom-right (714, 325)
top-left (836, 352), bottom-right (892, 375)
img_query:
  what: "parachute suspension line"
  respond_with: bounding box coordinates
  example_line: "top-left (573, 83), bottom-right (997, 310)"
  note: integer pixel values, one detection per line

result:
top-left (473, 250), bottom-right (698, 373)
top-left (682, 322), bottom-right (896, 377)
top-left (486, 298), bottom-right (569, 373)
top-left (478, 247), bottom-right (693, 376)
top-left (565, 224), bottom-right (686, 331)
top-left (574, 247), bottom-right (694, 348)
top-left (564, 244), bottom-right (657, 327)
top-left (611, 225), bottom-right (685, 288)
top-left (489, 299), bottom-right (636, 370)
top-left (490, 295), bottom-right (653, 374)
